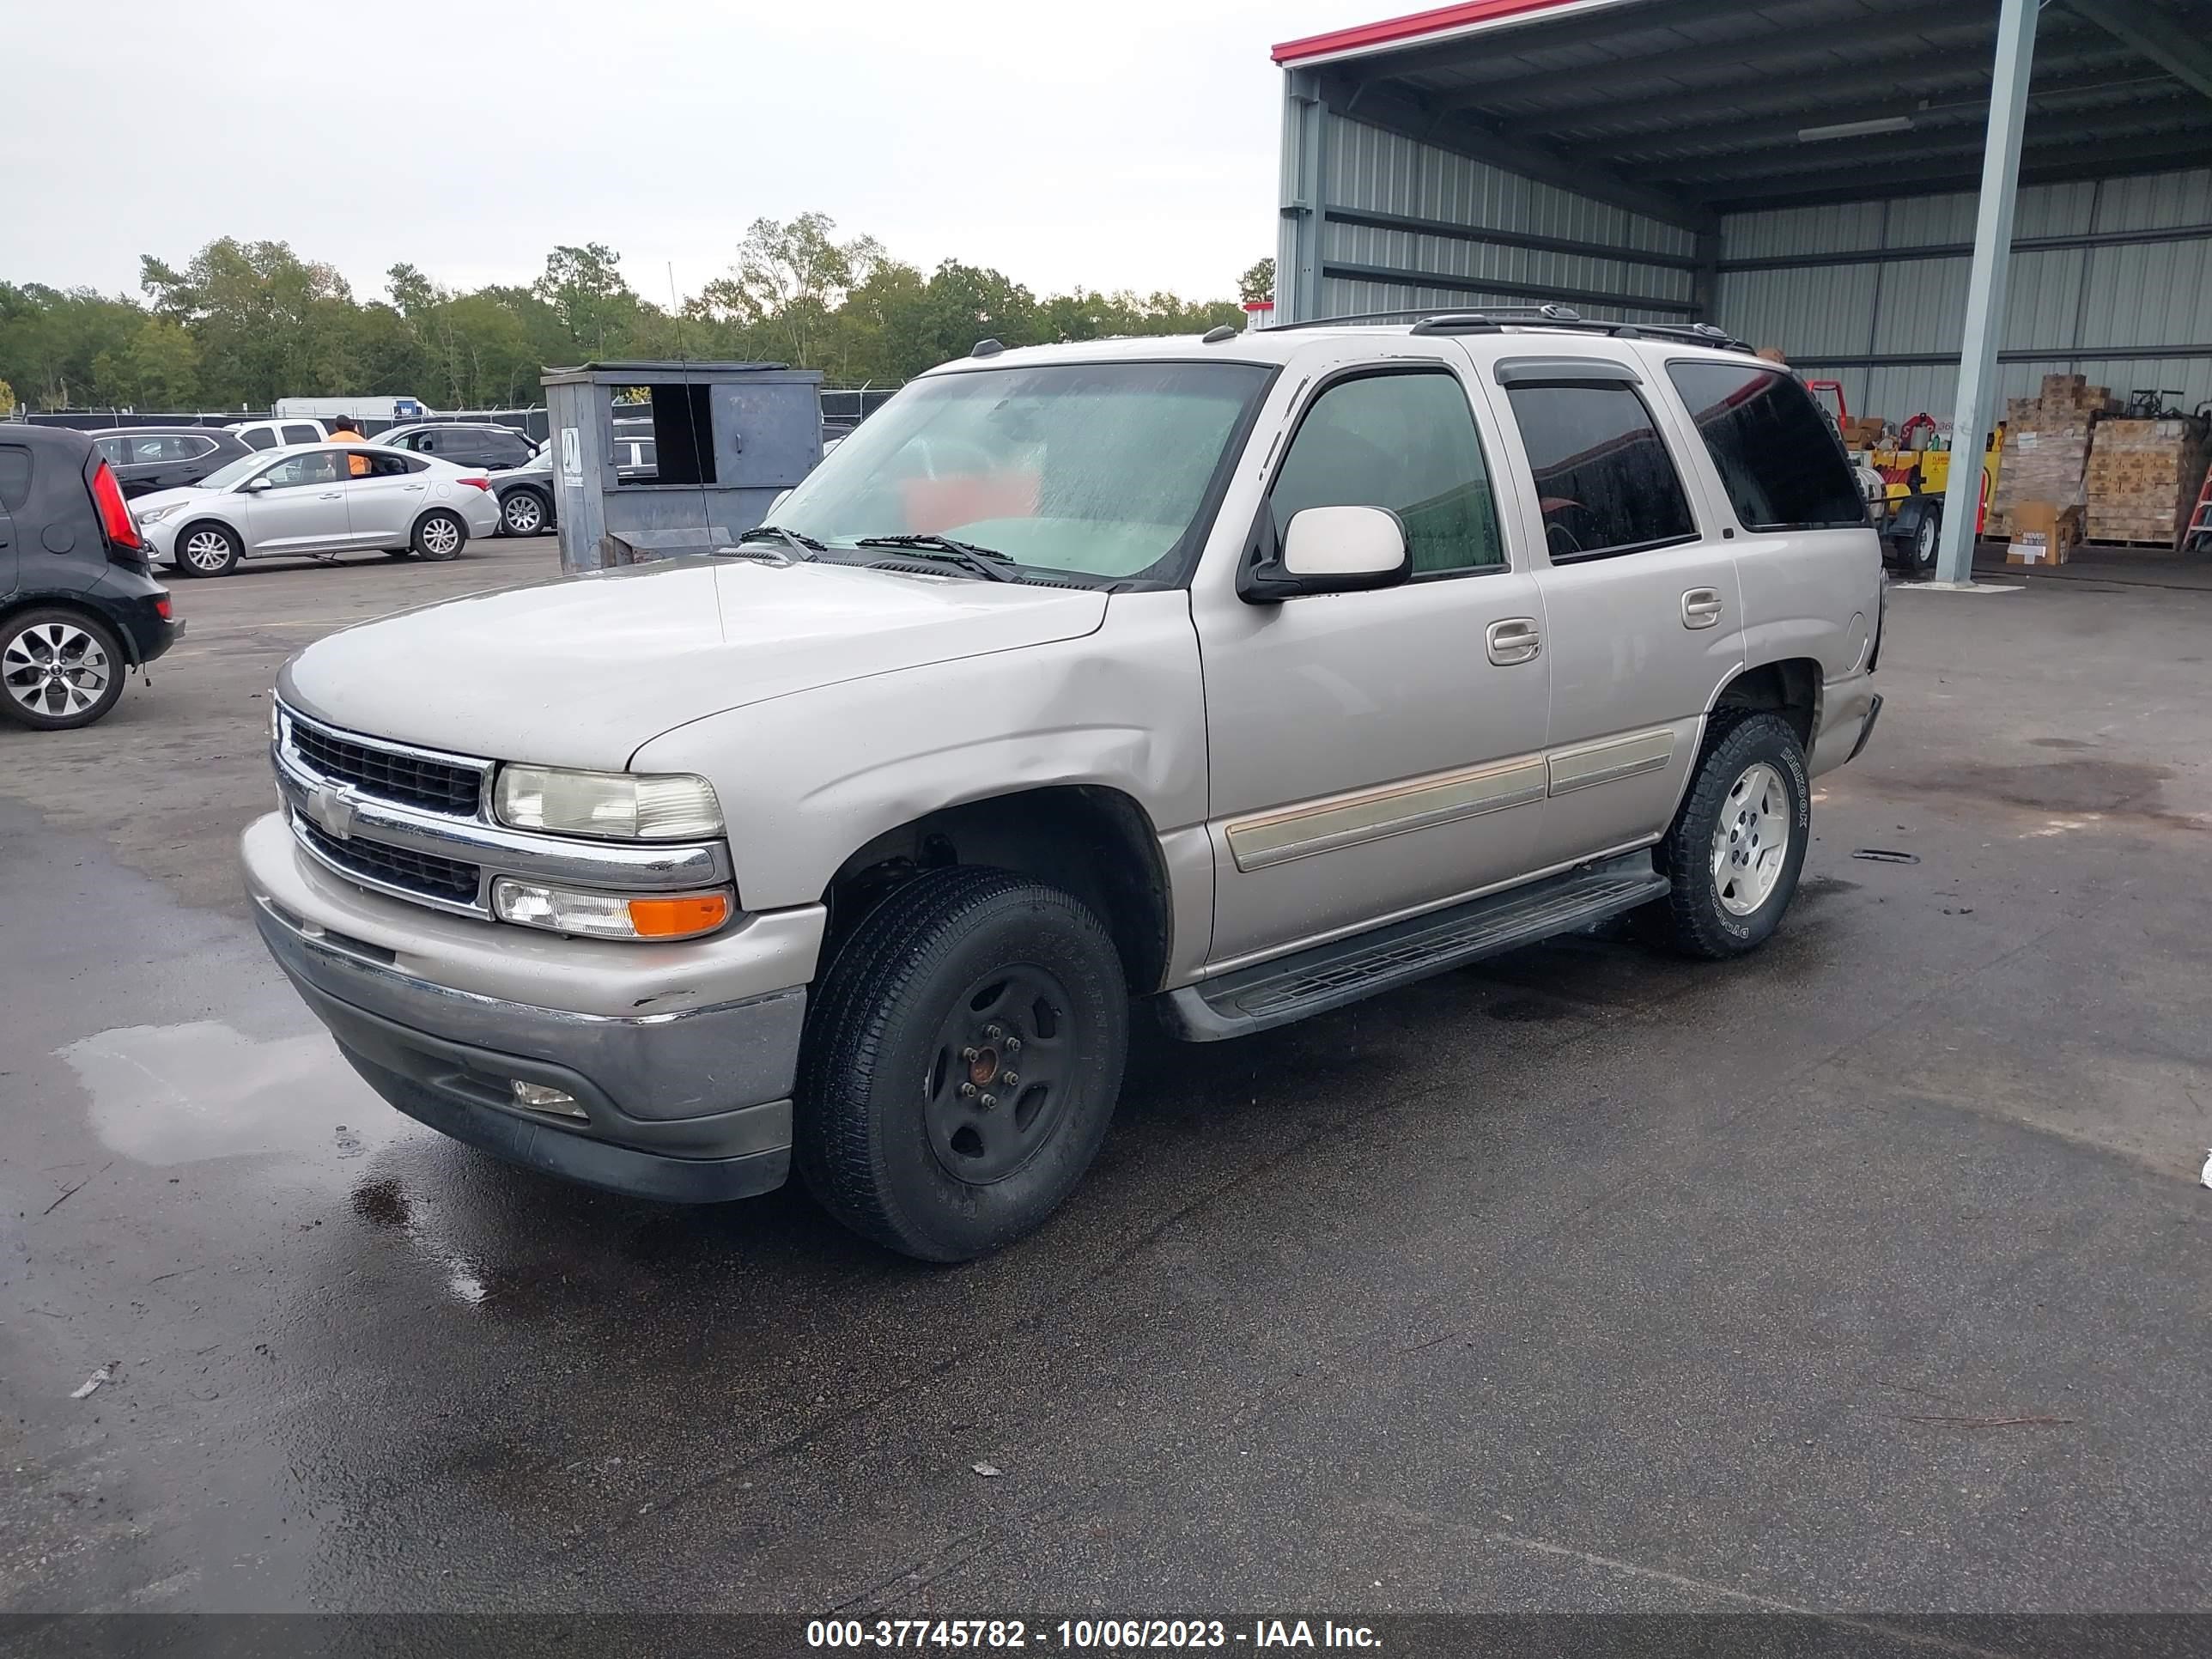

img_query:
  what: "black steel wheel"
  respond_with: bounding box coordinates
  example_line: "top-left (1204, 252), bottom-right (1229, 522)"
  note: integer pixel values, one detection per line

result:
top-left (796, 867), bottom-right (1127, 1261)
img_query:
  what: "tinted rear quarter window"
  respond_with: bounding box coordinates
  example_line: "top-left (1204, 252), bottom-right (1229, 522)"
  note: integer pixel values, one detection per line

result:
top-left (283, 423), bottom-right (321, 445)
top-left (1667, 361), bottom-right (1865, 531)
top-left (0, 445), bottom-right (31, 510)
top-left (1502, 381), bottom-right (1697, 560)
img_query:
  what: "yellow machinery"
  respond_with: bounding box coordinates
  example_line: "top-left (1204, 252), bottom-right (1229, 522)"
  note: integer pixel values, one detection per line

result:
top-left (1863, 414), bottom-right (2006, 574)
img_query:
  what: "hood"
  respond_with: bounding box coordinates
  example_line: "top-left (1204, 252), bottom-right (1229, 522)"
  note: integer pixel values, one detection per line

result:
top-left (134, 484), bottom-right (226, 515)
top-left (277, 557), bottom-right (1108, 770)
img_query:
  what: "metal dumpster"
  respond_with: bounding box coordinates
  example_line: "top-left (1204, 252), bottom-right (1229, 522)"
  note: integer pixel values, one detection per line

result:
top-left (541, 360), bottom-right (824, 574)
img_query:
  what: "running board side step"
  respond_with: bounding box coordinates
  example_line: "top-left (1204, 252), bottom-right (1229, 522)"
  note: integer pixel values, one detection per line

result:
top-left (1162, 854), bottom-right (1668, 1042)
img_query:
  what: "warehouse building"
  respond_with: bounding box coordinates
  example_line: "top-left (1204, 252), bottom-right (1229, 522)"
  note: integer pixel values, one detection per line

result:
top-left (1272, 0), bottom-right (2212, 576)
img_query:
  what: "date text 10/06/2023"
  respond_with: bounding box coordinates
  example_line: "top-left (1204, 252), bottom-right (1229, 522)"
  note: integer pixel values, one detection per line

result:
top-left (806, 1619), bottom-right (1382, 1650)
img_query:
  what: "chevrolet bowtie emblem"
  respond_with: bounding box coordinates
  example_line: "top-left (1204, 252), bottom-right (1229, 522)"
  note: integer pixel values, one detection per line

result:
top-left (307, 783), bottom-right (359, 841)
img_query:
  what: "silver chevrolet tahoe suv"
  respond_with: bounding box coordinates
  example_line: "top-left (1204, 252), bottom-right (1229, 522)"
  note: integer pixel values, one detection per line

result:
top-left (242, 311), bottom-right (1884, 1261)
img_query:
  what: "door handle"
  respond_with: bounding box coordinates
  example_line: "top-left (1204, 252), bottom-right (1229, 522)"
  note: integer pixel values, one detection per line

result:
top-left (1486, 617), bottom-right (1541, 666)
top-left (1681, 587), bottom-right (1724, 629)
top-left (404, 483), bottom-right (426, 492)
top-left (318, 491), bottom-right (343, 500)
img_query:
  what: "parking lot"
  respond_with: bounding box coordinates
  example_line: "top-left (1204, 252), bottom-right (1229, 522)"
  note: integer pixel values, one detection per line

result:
top-left (4, 546), bottom-right (2212, 1617)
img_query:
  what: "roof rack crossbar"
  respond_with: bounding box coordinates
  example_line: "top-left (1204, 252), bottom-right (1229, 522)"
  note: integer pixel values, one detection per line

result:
top-left (1266, 307), bottom-right (1759, 355)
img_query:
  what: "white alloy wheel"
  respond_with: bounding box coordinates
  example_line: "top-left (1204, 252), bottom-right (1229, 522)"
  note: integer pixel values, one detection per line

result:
top-left (3, 617), bottom-right (113, 720)
top-left (1710, 761), bottom-right (1791, 916)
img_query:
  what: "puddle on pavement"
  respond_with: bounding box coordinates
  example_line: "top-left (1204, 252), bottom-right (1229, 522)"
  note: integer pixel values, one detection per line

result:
top-left (57, 1019), bottom-right (404, 1169)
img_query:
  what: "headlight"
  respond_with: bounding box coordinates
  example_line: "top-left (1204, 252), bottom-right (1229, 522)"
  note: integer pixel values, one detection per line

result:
top-left (138, 504), bottom-right (181, 524)
top-left (491, 878), bottom-right (733, 940)
top-left (493, 764), bottom-right (722, 840)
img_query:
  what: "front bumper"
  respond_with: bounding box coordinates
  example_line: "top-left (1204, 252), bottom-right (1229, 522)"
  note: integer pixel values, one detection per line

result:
top-left (242, 812), bottom-right (822, 1203)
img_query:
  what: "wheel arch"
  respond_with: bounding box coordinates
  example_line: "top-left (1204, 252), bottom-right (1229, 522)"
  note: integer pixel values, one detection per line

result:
top-left (818, 783), bottom-right (1174, 995)
top-left (1710, 657), bottom-right (1821, 753)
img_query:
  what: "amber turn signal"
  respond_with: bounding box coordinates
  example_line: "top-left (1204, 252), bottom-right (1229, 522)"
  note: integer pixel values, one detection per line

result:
top-left (626, 893), bottom-right (733, 939)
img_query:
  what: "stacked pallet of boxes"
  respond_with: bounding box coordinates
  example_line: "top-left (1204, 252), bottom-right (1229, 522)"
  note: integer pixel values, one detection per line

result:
top-left (1987, 374), bottom-right (2116, 538)
top-left (2084, 418), bottom-right (2212, 549)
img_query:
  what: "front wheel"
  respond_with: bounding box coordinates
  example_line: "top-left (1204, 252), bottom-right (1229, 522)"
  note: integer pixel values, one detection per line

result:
top-left (795, 868), bottom-right (1128, 1261)
top-left (176, 521), bottom-right (242, 577)
top-left (0, 608), bottom-right (128, 731)
top-left (1635, 711), bottom-right (1810, 959)
top-left (411, 510), bottom-right (465, 562)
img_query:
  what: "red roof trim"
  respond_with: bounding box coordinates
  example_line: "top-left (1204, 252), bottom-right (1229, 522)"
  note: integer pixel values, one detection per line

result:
top-left (1272, 0), bottom-right (1584, 64)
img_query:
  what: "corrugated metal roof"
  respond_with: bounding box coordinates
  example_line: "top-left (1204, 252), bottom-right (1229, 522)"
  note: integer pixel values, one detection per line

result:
top-left (1290, 0), bottom-right (2212, 213)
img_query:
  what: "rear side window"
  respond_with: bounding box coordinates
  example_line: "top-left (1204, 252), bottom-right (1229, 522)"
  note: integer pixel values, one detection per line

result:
top-left (95, 437), bottom-right (129, 465)
top-left (1502, 382), bottom-right (1696, 561)
top-left (282, 423), bottom-right (320, 445)
top-left (0, 446), bottom-right (30, 510)
top-left (1667, 362), bottom-right (1865, 531)
top-left (240, 428), bottom-right (276, 450)
top-left (1269, 369), bottom-right (1504, 574)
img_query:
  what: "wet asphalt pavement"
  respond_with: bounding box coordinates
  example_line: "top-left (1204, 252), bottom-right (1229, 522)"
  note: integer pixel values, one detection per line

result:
top-left (4, 544), bottom-right (2212, 1617)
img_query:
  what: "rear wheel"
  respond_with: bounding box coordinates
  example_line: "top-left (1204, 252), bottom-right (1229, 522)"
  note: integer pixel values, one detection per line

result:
top-left (177, 521), bottom-right (241, 577)
top-left (1634, 711), bottom-right (1810, 959)
top-left (0, 608), bottom-right (127, 731)
top-left (411, 510), bottom-right (465, 562)
top-left (498, 488), bottom-right (547, 537)
top-left (796, 868), bottom-right (1128, 1261)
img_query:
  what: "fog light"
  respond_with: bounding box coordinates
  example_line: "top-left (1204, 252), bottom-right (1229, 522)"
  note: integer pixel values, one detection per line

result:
top-left (491, 877), bottom-right (733, 940)
top-left (511, 1079), bottom-right (586, 1119)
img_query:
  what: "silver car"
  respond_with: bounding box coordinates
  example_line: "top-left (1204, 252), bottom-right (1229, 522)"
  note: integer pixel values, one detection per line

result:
top-left (134, 444), bottom-right (504, 576)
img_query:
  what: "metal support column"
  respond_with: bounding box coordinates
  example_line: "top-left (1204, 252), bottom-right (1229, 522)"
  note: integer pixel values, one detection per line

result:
top-left (1935, 0), bottom-right (2039, 584)
top-left (1279, 70), bottom-right (1329, 324)
top-left (1691, 228), bottom-right (1723, 323)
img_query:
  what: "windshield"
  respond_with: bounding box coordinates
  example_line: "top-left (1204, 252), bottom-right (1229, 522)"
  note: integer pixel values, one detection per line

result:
top-left (197, 453), bottom-right (270, 490)
top-left (768, 360), bottom-right (1272, 585)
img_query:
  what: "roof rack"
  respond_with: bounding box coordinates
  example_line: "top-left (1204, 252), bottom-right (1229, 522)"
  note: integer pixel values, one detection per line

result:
top-left (1268, 306), bottom-right (1757, 356)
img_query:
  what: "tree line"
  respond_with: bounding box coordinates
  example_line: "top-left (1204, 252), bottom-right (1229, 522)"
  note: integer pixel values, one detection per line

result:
top-left (0, 214), bottom-right (1276, 415)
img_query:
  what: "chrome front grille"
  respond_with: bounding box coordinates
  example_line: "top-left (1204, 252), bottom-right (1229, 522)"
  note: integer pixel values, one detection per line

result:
top-left (269, 697), bottom-right (735, 922)
top-left (283, 709), bottom-right (487, 817)
top-left (295, 817), bottom-right (483, 905)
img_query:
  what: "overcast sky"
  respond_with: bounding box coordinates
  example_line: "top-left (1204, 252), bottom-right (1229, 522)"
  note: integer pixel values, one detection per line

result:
top-left (14, 0), bottom-right (1364, 307)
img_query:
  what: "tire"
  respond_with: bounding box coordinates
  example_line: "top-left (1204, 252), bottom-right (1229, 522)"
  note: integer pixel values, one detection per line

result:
top-left (498, 488), bottom-right (548, 538)
top-left (1908, 506), bottom-right (1941, 574)
top-left (411, 510), bottom-right (466, 562)
top-left (1633, 710), bottom-right (1811, 960)
top-left (176, 520), bottom-right (242, 578)
top-left (0, 607), bottom-right (128, 731)
top-left (795, 867), bottom-right (1129, 1262)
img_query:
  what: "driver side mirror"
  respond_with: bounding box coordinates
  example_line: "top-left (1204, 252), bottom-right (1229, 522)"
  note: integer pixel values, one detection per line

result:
top-left (243, 476), bottom-right (273, 493)
top-left (1240, 504), bottom-right (1412, 603)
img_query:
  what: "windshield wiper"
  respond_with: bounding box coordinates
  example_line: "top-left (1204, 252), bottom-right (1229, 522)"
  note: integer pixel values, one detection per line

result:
top-left (854, 533), bottom-right (1021, 582)
top-left (725, 524), bottom-right (826, 562)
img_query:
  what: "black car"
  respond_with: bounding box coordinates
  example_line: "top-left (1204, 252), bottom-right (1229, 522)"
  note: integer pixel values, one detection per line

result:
top-left (92, 426), bottom-right (254, 498)
top-left (376, 422), bottom-right (538, 471)
top-left (0, 425), bottom-right (183, 730)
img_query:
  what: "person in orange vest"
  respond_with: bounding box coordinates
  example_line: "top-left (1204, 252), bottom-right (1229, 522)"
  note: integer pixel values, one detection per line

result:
top-left (327, 415), bottom-right (374, 476)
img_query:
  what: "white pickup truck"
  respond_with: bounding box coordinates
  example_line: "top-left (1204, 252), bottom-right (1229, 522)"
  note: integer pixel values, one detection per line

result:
top-left (243, 309), bottom-right (1884, 1261)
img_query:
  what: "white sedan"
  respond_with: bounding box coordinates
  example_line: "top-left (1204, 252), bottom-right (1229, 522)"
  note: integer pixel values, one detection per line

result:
top-left (134, 444), bottom-right (504, 577)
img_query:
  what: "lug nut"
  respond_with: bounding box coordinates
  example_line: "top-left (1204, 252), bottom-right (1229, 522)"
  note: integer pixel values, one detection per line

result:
top-left (1001, 1072), bottom-right (1018, 1086)
top-left (958, 1082), bottom-right (978, 1098)
top-left (960, 1046), bottom-right (979, 1062)
top-left (1004, 1036), bottom-right (1022, 1053)
top-left (983, 1024), bottom-right (1004, 1041)
top-left (979, 1093), bottom-right (999, 1110)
